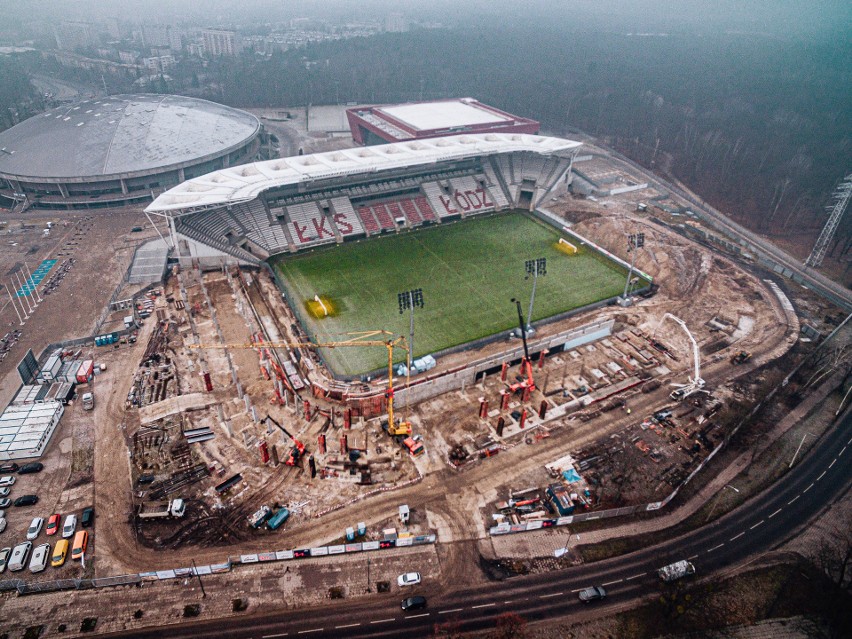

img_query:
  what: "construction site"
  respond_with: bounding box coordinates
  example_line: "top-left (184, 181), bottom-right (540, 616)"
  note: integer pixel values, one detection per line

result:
top-left (0, 107), bottom-right (848, 639)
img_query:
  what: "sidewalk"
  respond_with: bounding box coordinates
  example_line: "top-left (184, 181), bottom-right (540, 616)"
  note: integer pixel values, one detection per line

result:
top-left (489, 368), bottom-right (845, 557)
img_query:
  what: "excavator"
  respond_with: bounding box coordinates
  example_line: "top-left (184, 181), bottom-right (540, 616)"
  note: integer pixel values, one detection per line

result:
top-left (188, 330), bottom-right (413, 437)
top-left (263, 414), bottom-right (305, 466)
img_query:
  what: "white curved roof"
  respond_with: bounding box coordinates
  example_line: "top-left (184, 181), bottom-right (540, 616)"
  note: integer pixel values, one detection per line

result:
top-left (146, 133), bottom-right (581, 214)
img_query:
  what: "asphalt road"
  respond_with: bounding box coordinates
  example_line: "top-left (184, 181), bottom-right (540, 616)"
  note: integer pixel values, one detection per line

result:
top-left (102, 406), bottom-right (852, 638)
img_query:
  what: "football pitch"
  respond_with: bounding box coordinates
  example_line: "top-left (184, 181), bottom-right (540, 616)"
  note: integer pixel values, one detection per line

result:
top-left (273, 212), bottom-right (639, 376)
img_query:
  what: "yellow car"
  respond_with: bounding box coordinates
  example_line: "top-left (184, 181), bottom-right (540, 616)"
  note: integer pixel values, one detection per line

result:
top-left (51, 539), bottom-right (68, 567)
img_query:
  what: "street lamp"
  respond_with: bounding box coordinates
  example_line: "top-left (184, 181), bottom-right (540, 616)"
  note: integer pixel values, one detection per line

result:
top-left (398, 288), bottom-right (424, 373)
top-left (524, 257), bottom-right (547, 332)
top-left (619, 232), bottom-right (644, 306)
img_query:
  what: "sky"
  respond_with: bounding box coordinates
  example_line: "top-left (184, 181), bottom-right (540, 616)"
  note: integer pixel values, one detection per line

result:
top-left (2, 0), bottom-right (850, 41)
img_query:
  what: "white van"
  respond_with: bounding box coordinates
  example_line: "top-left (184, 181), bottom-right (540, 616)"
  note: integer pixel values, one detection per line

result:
top-left (8, 541), bottom-right (33, 572)
top-left (29, 543), bottom-right (50, 573)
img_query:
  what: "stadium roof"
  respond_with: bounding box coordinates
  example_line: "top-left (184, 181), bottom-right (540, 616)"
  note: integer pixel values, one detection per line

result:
top-left (146, 133), bottom-right (581, 214)
top-left (378, 101), bottom-right (509, 131)
top-left (0, 94), bottom-right (259, 180)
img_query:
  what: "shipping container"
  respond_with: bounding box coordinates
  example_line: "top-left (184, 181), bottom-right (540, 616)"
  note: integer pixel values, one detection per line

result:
top-left (76, 360), bottom-right (94, 385)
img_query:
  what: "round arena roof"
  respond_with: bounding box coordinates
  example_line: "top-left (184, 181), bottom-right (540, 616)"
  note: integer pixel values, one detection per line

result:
top-left (0, 94), bottom-right (260, 182)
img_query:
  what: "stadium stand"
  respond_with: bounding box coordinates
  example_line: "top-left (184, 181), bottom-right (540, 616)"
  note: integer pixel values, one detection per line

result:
top-left (357, 205), bottom-right (381, 235)
top-left (329, 196), bottom-right (366, 238)
top-left (371, 203), bottom-right (397, 230)
top-left (399, 198), bottom-right (423, 226)
top-left (414, 196), bottom-right (438, 222)
top-left (447, 174), bottom-right (496, 217)
top-left (233, 200), bottom-right (290, 254)
top-left (421, 181), bottom-right (458, 219)
top-left (482, 162), bottom-right (512, 209)
top-left (178, 212), bottom-right (260, 264)
top-left (286, 201), bottom-right (338, 247)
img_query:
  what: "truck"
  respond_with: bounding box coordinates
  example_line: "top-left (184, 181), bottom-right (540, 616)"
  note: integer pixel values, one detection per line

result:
top-left (76, 360), bottom-right (94, 384)
top-left (657, 560), bottom-right (696, 582)
top-left (81, 392), bottom-right (94, 410)
top-left (137, 499), bottom-right (186, 519)
top-left (248, 505), bottom-right (273, 529)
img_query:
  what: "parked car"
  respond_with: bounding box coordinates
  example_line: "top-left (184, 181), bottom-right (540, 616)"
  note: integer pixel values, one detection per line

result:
top-left (46, 513), bottom-right (61, 536)
top-left (71, 530), bottom-right (88, 560)
top-left (18, 463), bottom-right (44, 475)
top-left (0, 518), bottom-right (6, 534)
top-left (62, 514), bottom-right (77, 538)
top-left (0, 463), bottom-right (19, 474)
top-left (81, 506), bottom-right (94, 528)
top-left (578, 586), bottom-right (607, 603)
top-left (27, 517), bottom-right (44, 540)
top-left (0, 487), bottom-right (10, 497)
top-left (0, 546), bottom-right (10, 572)
top-left (0, 509), bottom-right (5, 519)
top-left (14, 495), bottom-right (38, 507)
top-left (0, 499), bottom-right (10, 509)
top-left (51, 539), bottom-right (69, 567)
top-left (401, 596), bottom-right (427, 611)
top-left (397, 572), bottom-right (422, 587)
top-left (29, 542), bottom-right (50, 573)
top-left (0, 476), bottom-right (16, 487)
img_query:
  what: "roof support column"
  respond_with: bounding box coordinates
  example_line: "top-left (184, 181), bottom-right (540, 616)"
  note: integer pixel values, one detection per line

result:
top-left (58, 183), bottom-right (69, 198)
top-left (120, 178), bottom-right (128, 195)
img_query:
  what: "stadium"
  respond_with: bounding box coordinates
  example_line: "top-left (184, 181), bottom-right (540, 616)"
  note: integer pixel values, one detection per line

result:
top-left (0, 93), bottom-right (262, 210)
top-left (147, 132), bottom-right (651, 380)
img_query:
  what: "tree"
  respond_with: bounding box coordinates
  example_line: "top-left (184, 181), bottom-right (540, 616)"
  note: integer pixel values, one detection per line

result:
top-left (489, 613), bottom-right (527, 639)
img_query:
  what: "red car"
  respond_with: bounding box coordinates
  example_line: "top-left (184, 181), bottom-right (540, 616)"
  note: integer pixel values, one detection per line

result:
top-left (45, 513), bottom-right (61, 536)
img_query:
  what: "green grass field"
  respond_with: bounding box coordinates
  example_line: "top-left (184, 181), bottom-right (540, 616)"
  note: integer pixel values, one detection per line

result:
top-left (273, 212), bottom-right (639, 376)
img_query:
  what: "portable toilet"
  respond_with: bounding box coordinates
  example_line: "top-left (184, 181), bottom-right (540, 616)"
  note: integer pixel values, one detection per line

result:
top-left (357, 521), bottom-right (366, 536)
top-left (399, 504), bottom-right (410, 524)
top-left (345, 527), bottom-right (355, 542)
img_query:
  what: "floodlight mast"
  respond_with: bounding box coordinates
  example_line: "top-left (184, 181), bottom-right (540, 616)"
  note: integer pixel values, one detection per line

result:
top-left (620, 232), bottom-right (645, 305)
top-left (524, 258), bottom-right (547, 331)
top-left (398, 288), bottom-right (424, 374)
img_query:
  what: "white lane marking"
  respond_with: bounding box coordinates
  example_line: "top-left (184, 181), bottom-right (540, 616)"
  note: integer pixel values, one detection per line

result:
top-left (539, 593), bottom-right (562, 599)
top-left (769, 508), bottom-right (782, 519)
top-left (405, 613), bottom-right (430, 619)
top-left (334, 624), bottom-right (360, 629)
top-left (730, 532), bottom-right (745, 541)
top-left (503, 600), bottom-right (514, 604)
top-left (263, 634), bottom-right (288, 638)
top-left (817, 471), bottom-right (827, 481)
top-left (626, 573), bottom-right (646, 581)
top-left (708, 543), bottom-right (724, 552)
top-left (688, 554), bottom-right (698, 560)
top-left (788, 495), bottom-right (800, 505)
top-left (570, 588), bottom-right (583, 593)
top-left (750, 520), bottom-right (764, 530)
top-left (803, 483), bottom-right (814, 493)
top-left (297, 630), bottom-right (323, 635)
top-left (839, 446), bottom-right (846, 456)
top-left (370, 619), bottom-right (395, 624)
top-left (828, 458), bottom-right (836, 469)
top-left (472, 603), bottom-right (497, 608)
top-left (601, 579), bottom-right (623, 587)
top-left (847, 436), bottom-right (851, 446)
top-left (439, 609), bottom-right (464, 615)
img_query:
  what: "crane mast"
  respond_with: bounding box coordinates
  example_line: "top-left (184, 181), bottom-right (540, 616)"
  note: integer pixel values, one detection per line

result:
top-left (657, 313), bottom-right (705, 400)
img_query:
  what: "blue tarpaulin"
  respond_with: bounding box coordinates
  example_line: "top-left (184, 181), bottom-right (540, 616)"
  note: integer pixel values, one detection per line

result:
top-left (562, 468), bottom-right (581, 483)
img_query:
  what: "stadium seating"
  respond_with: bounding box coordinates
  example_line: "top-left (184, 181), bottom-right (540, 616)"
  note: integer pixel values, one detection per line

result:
top-left (357, 206), bottom-right (381, 235)
top-left (286, 201), bottom-right (337, 247)
top-left (232, 200), bottom-right (290, 254)
top-left (371, 203), bottom-right (397, 230)
top-left (421, 182), bottom-right (458, 219)
top-left (329, 196), bottom-right (365, 238)
top-left (177, 213), bottom-right (260, 264)
top-left (399, 198), bottom-right (423, 226)
top-left (447, 174), bottom-right (496, 217)
top-left (414, 196), bottom-right (438, 221)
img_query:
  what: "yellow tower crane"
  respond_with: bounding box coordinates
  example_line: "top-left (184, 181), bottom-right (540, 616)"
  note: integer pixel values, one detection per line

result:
top-left (187, 330), bottom-right (412, 435)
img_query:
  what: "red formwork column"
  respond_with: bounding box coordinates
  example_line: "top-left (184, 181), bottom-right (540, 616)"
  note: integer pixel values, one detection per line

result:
top-left (501, 362), bottom-right (508, 381)
top-left (496, 416), bottom-right (505, 437)
top-left (203, 371), bottom-right (213, 392)
top-left (303, 400), bottom-right (311, 420)
top-left (500, 389), bottom-right (510, 411)
top-left (340, 435), bottom-right (348, 454)
top-left (479, 397), bottom-right (489, 418)
top-left (538, 349), bottom-right (548, 369)
top-left (522, 385), bottom-right (532, 403)
top-left (344, 408), bottom-right (352, 430)
top-left (317, 434), bottom-right (326, 455)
